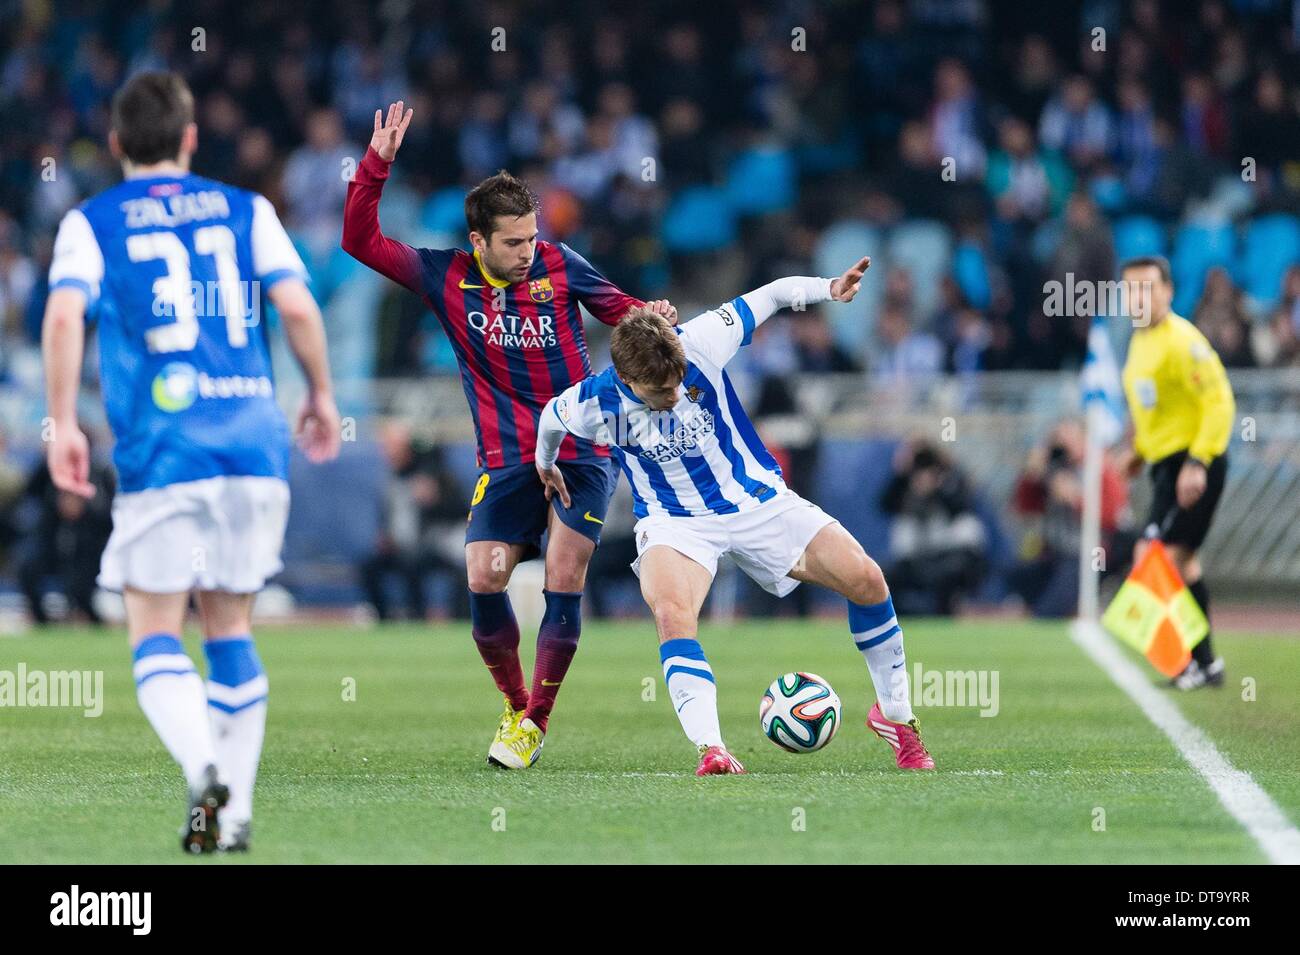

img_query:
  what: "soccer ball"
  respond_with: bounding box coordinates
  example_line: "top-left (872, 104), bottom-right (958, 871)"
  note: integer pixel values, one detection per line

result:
top-left (759, 672), bottom-right (841, 753)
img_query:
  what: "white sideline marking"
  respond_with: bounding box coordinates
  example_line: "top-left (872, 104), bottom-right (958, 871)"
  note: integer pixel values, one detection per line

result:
top-left (1070, 620), bottom-right (1300, 865)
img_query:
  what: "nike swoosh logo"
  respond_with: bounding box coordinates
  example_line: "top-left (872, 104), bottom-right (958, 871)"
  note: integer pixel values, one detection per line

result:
top-left (541, 679), bottom-right (562, 687)
top-left (583, 511), bottom-right (604, 524)
top-left (892, 662), bottom-right (905, 669)
top-left (458, 279), bottom-right (485, 289)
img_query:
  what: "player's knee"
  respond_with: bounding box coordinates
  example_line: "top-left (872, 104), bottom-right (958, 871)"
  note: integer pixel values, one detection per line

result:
top-left (849, 555), bottom-right (889, 606)
top-left (466, 565), bottom-right (509, 594)
top-left (545, 553), bottom-right (588, 592)
top-left (650, 595), bottom-right (696, 635)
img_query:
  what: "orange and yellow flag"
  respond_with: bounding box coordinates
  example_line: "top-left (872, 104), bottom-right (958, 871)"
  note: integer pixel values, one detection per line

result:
top-left (1101, 539), bottom-right (1208, 677)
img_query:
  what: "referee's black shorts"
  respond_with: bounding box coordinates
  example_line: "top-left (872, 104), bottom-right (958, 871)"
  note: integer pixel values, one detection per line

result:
top-left (1147, 450), bottom-right (1228, 551)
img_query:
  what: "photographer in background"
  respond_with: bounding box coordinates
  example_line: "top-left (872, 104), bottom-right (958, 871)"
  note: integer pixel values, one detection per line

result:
top-left (879, 439), bottom-right (987, 615)
top-left (1009, 420), bottom-right (1127, 618)
top-left (15, 442), bottom-right (114, 626)
top-left (360, 421), bottom-right (468, 621)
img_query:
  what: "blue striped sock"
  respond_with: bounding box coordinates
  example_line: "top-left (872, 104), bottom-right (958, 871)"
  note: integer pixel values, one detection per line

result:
top-left (848, 596), bottom-right (914, 723)
top-left (203, 637), bottom-right (268, 824)
top-left (659, 638), bottom-right (723, 749)
top-left (132, 633), bottom-right (216, 790)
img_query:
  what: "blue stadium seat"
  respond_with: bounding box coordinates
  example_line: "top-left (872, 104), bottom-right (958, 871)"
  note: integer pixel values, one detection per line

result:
top-left (794, 133), bottom-right (860, 176)
top-left (953, 240), bottom-right (992, 310)
top-left (323, 266), bottom-right (384, 382)
top-left (813, 220), bottom-right (882, 356)
top-left (421, 187), bottom-right (469, 235)
top-left (662, 186), bottom-right (737, 253)
top-left (1112, 215), bottom-right (1165, 262)
top-left (885, 220), bottom-right (952, 323)
top-left (1089, 174), bottom-right (1127, 214)
top-left (724, 146), bottom-right (796, 215)
top-left (1170, 222), bottom-right (1235, 315)
top-left (1237, 213), bottom-right (1300, 310)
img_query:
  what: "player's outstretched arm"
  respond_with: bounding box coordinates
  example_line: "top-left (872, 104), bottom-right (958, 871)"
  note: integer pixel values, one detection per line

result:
top-left (270, 279), bottom-right (342, 464)
top-left (42, 287), bottom-right (96, 498)
top-left (740, 255), bottom-right (870, 320)
top-left (680, 257), bottom-right (869, 368)
top-left (340, 101), bottom-right (424, 292)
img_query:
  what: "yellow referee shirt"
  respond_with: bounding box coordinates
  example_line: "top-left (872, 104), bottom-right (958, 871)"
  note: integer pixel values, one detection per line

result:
top-left (1122, 312), bottom-right (1235, 464)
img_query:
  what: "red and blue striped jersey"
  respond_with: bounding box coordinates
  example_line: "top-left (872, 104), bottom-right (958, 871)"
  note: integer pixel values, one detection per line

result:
top-left (343, 147), bottom-right (643, 468)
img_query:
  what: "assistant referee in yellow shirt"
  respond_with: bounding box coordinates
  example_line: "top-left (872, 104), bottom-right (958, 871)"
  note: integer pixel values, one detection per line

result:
top-left (1119, 255), bottom-right (1234, 690)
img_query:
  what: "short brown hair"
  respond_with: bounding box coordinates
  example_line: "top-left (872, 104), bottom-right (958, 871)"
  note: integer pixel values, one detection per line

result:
top-left (1120, 255), bottom-right (1172, 285)
top-left (610, 307), bottom-right (687, 386)
top-left (111, 71), bottom-right (194, 165)
top-left (465, 170), bottom-right (539, 238)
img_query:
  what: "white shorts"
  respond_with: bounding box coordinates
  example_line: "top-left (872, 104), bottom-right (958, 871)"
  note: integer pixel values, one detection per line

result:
top-left (98, 475), bottom-right (290, 594)
top-left (631, 491), bottom-right (838, 597)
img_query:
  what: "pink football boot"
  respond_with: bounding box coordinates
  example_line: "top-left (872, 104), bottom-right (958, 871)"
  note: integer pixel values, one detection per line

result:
top-left (696, 745), bottom-right (747, 776)
top-left (867, 702), bottom-right (936, 770)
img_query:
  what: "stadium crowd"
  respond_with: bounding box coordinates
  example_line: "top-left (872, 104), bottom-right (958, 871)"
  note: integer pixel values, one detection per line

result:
top-left (0, 0), bottom-right (1297, 620)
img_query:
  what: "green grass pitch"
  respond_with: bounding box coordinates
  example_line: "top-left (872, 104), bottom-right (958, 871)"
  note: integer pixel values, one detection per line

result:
top-left (0, 618), bottom-right (1295, 863)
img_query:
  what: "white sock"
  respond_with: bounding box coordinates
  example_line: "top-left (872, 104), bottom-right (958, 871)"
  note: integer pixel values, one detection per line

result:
top-left (660, 638), bottom-right (723, 748)
top-left (203, 636), bottom-right (268, 825)
top-left (132, 634), bottom-right (218, 791)
top-left (849, 596), bottom-right (915, 723)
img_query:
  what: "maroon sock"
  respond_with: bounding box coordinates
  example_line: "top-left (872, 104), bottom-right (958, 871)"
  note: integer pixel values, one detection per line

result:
top-left (525, 590), bottom-right (582, 732)
top-left (469, 591), bottom-right (528, 711)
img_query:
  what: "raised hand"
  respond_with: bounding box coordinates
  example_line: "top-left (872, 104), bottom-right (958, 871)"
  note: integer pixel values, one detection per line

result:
top-left (830, 256), bottom-right (871, 302)
top-left (370, 101), bottom-right (414, 162)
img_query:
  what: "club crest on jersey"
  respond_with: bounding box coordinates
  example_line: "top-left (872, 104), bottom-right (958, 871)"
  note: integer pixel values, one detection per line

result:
top-left (528, 277), bottom-right (554, 303)
top-left (686, 385), bottom-right (704, 403)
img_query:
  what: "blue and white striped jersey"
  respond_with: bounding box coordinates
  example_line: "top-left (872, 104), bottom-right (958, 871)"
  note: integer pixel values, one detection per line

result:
top-left (538, 276), bottom-right (834, 519)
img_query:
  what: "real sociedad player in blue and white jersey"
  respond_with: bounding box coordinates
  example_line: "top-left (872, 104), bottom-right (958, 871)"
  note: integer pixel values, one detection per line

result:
top-left (43, 72), bottom-right (340, 853)
top-left (535, 258), bottom-right (939, 776)
top-left (538, 274), bottom-right (834, 521)
top-left (54, 172), bottom-right (301, 495)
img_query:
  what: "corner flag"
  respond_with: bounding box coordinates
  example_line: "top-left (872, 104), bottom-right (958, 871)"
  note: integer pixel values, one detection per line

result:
top-left (1102, 539), bottom-right (1209, 676)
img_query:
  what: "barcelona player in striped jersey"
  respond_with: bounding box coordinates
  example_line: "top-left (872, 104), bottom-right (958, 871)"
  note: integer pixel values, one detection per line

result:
top-left (535, 258), bottom-right (936, 775)
top-left (343, 102), bottom-right (676, 768)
